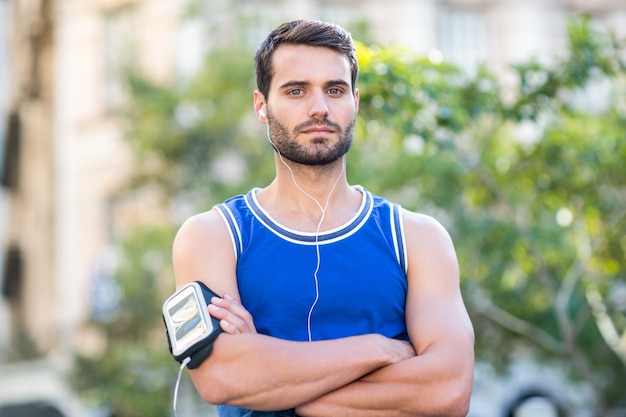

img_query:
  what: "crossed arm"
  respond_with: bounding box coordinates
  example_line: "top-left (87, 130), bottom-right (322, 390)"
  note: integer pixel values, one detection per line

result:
top-left (172, 208), bottom-right (474, 416)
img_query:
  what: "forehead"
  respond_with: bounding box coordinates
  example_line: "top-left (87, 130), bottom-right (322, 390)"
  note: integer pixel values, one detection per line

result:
top-left (270, 44), bottom-right (352, 89)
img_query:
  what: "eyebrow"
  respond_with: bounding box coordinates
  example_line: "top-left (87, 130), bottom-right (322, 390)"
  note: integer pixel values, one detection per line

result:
top-left (278, 79), bottom-right (351, 90)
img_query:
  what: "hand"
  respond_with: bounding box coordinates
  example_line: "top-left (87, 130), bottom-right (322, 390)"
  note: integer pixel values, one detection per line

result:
top-left (208, 295), bottom-right (257, 334)
top-left (385, 337), bottom-right (416, 364)
top-left (363, 334), bottom-right (416, 366)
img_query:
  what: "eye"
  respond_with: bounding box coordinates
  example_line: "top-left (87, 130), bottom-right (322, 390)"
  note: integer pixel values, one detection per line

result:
top-left (287, 88), bottom-right (303, 96)
top-left (328, 87), bottom-right (345, 96)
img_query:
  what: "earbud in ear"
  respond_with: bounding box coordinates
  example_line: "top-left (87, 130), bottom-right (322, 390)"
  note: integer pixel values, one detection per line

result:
top-left (258, 110), bottom-right (267, 119)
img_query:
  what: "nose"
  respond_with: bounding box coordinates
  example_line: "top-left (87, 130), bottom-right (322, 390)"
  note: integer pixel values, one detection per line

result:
top-left (308, 90), bottom-right (329, 120)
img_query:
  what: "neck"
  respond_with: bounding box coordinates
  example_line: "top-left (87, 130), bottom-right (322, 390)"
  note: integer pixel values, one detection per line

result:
top-left (276, 154), bottom-right (347, 206)
top-left (257, 156), bottom-right (359, 231)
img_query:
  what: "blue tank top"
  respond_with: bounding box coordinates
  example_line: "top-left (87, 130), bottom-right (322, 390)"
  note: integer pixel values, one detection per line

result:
top-left (213, 186), bottom-right (408, 416)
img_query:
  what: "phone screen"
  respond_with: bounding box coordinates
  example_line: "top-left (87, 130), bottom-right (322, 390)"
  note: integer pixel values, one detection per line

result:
top-left (167, 290), bottom-right (214, 354)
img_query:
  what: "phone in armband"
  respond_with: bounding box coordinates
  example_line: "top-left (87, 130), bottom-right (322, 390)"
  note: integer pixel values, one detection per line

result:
top-left (162, 281), bottom-right (224, 369)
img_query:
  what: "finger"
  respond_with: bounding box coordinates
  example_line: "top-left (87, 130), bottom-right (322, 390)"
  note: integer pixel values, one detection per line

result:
top-left (207, 304), bottom-right (240, 334)
top-left (212, 296), bottom-right (256, 332)
top-left (219, 319), bottom-right (240, 334)
top-left (208, 302), bottom-right (256, 334)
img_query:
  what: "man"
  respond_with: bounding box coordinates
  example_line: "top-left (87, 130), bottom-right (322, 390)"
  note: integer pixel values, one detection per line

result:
top-left (172, 19), bottom-right (474, 417)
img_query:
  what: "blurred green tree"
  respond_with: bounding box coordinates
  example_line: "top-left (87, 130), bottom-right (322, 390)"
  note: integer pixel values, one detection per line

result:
top-left (73, 16), bottom-right (626, 416)
top-left (352, 17), bottom-right (626, 413)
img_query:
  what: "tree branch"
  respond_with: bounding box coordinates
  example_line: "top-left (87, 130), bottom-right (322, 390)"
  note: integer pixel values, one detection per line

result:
top-left (469, 287), bottom-right (566, 355)
top-left (575, 217), bottom-right (626, 368)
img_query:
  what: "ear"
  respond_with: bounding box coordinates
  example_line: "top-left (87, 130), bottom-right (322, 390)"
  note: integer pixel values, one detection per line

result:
top-left (353, 88), bottom-right (360, 115)
top-left (254, 90), bottom-right (267, 123)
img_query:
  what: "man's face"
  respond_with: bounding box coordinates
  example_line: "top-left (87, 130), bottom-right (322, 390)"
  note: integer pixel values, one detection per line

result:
top-left (261, 44), bottom-right (359, 166)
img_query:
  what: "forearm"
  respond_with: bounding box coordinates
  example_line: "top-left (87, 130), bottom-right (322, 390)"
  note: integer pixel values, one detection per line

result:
top-left (296, 349), bottom-right (474, 417)
top-left (190, 332), bottom-right (407, 411)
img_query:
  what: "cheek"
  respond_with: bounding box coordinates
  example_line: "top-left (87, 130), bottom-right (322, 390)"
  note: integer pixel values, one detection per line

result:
top-left (331, 97), bottom-right (357, 117)
top-left (271, 102), bottom-right (299, 120)
top-left (335, 105), bottom-right (357, 124)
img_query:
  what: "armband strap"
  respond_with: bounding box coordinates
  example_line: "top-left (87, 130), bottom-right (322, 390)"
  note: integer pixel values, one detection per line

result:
top-left (183, 327), bottom-right (223, 369)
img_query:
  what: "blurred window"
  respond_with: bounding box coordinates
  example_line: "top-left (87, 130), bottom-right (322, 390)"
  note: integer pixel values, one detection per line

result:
top-left (103, 6), bottom-right (138, 110)
top-left (566, 13), bottom-right (614, 115)
top-left (438, 7), bottom-right (490, 75)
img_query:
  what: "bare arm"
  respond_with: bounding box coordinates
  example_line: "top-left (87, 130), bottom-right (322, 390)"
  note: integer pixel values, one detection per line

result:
top-left (295, 211), bottom-right (475, 417)
top-left (172, 209), bottom-right (414, 411)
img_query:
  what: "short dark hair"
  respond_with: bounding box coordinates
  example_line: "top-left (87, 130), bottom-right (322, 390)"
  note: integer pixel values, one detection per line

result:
top-left (254, 20), bottom-right (358, 99)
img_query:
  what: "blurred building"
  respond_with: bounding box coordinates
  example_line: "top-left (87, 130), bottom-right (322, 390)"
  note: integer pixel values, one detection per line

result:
top-left (0, 0), bottom-right (180, 413)
top-left (0, 0), bottom-right (624, 415)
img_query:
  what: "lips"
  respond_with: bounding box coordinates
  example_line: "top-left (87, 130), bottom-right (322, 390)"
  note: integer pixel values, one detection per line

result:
top-left (295, 119), bottom-right (342, 135)
top-left (301, 126), bottom-right (335, 134)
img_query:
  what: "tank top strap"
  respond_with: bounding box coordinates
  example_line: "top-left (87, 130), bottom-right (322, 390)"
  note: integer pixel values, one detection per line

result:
top-left (214, 198), bottom-right (245, 261)
top-left (390, 202), bottom-right (407, 275)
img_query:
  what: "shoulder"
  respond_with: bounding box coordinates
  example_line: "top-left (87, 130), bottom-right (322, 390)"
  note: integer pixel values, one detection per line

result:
top-left (174, 191), bottom-right (248, 249)
top-left (174, 208), bottom-right (230, 250)
top-left (401, 209), bottom-right (454, 247)
top-left (400, 209), bottom-right (459, 286)
top-left (172, 208), bottom-right (238, 294)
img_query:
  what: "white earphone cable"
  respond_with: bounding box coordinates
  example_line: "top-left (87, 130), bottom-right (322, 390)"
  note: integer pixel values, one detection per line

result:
top-left (172, 356), bottom-right (191, 417)
top-left (265, 117), bottom-right (345, 342)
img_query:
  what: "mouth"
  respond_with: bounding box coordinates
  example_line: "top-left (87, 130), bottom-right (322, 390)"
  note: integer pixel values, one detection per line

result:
top-left (300, 123), bottom-right (336, 134)
top-left (295, 118), bottom-right (342, 136)
top-left (302, 127), bottom-right (334, 134)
